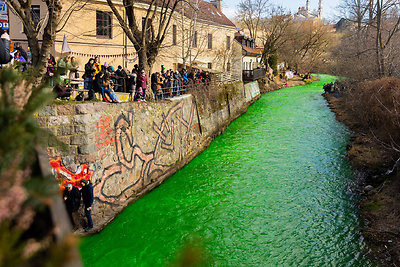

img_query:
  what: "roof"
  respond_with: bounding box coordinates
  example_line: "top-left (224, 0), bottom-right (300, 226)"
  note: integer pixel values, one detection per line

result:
top-left (183, 0), bottom-right (235, 27)
top-left (242, 46), bottom-right (262, 56)
top-left (234, 31), bottom-right (253, 41)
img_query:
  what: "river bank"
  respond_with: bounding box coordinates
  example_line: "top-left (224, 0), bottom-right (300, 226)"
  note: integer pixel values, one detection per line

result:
top-left (258, 74), bottom-right (310, 93)
top-left (324, 92), bottom-right (400, 266)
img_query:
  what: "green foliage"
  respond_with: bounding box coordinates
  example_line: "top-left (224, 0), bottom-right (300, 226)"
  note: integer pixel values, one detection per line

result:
top-left (0, 221), bottom-right (26, 266)
top-left (0, 68), bottom-right (57, 173)
top-left (268, 52), bottom-right (278, 76)
top-left (0, 67), bottom-right (75, 266)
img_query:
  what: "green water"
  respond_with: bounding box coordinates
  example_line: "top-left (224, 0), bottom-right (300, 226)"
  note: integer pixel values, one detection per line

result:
top-left (81, 75), bottom-right (370, 266)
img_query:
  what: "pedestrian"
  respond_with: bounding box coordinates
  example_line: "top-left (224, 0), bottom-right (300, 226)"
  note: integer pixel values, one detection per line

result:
top-left (0, 29), bottom-right (12, 65)
top-left (95, 70), bottom-right (119, 102)
top-left (80, 179), bottom-right (94, 231)
top-left (84, 58), bottom-right (96, 100)
top-left (151, 72), bottom-right (158, 100)
top-left (156, 72), bottom-right (163, 100)
top-left (137, 69), bottom-right (148, 101)
top-left (63, 184), bottom-right (81, 228)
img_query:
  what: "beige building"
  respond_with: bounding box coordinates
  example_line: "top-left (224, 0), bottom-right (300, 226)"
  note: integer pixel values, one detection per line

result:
top-left (8, 0), bottom-right (241, 80)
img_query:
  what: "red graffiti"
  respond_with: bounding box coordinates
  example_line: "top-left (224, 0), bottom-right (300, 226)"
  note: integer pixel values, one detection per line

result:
top-left (96, 116), bottom-right (118, 150)
top-left (49, 157), bottom-right (92, 190)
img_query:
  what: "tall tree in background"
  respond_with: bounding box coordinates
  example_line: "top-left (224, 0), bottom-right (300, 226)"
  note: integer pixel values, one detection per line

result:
top-left (373, 0), bottom-right (400, 77)
top-left (236, 0), bottom-right (270, 41)
top-left (106, 0), bottom-right (183, 81)
top-left (280, 20), bottom-right (332, 73)
top-left (335, 0), bottom-right (400, 78)
top-left (260, 7), bottom-right (291, 72)
top-left (338, 0), bottom-right (372, 31)
top-left (6, 0), bottom-right (90, 80)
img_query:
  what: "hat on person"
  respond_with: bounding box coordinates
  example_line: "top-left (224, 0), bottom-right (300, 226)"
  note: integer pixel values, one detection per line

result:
top-left (66, 184), bottom-right (73, 189)
top-left (104, 62), bottom-right (109, 67)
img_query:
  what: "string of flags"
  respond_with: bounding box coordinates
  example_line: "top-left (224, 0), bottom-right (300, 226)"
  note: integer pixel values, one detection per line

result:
top-left (70, 51), bottom-right (137, 59)
top-left (122, 55), bottom-right (138, 63)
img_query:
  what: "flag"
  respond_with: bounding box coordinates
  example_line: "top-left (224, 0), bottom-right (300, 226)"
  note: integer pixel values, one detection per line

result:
top-left (61, 34), bottom-right (72, 53)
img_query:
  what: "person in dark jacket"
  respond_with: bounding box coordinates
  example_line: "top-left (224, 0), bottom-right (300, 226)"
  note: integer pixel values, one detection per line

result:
top-left (80, 179), bottom-right (94, 230)
top-left (63, 184), bottom-right (81, 228)
top-left (0, 29), bottom-right (11, 65)
top-left (84, 58), bottom-right (96, 100)
top-left (151, 72), bottom-right (158, 100)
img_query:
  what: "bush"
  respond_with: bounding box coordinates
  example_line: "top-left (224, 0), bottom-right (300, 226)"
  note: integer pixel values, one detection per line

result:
top-left (343, 77), bottom-right (400, 147)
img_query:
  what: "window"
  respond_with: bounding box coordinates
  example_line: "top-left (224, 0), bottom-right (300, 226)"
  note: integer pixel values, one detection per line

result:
top-left (192, 31), bottom-right (197, 48)
top-left (208, 63), bottom-right (212, 69)
top-left (24, 5), bottom-right (40, 32)
top-left (208, 33), bottom-right (212, 49)
top-left (96, 11), bottom-right (112, 38)
top-left (31, 5), bottom-right (40, 29)
top-left (227, 62), bottom-right (231, 71)
top-left (226, 36), bottom-right (231, 50)
top-left (142, 18), bottom-right (152, 39)
top-left (172, 24), bottom-right (177, 45)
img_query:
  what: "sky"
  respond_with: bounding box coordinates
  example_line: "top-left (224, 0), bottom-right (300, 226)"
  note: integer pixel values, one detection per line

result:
top-left (222, 0), bottom-right (342, 22)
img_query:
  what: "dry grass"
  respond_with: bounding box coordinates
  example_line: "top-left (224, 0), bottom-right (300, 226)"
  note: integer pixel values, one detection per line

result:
top-left (342, 77), bottom-right (400, 150)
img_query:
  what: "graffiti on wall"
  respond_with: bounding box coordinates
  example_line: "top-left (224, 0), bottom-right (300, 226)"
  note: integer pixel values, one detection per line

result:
top-left (96, 115), bottom-right (118, 150)
top-left (49, 157), bottom-right (92, 190)
top-left (94, 101), bottom-right (197, 205)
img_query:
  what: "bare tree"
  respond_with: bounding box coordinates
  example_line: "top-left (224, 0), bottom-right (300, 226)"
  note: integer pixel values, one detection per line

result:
top-left (236, 0), bottom-right (270, 41)
top-left (280, 20), bottom-right (332, 73)
top-left (338, 0), bottom-right (372, 31)
top-left (106, 0), bottom-right (184, 75)
top-left (373, 0), bottom-right (400, 77)
top-left (260, 7), bottom-right (292, 69)
top-left (5, 0), bottom-right (63, 72)
top-left (336, 0), bottom-right (400, 78)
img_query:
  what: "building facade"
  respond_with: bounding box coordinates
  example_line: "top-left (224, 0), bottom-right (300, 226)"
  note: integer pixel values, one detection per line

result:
top-left (8, 0), bottom-right (240, 79)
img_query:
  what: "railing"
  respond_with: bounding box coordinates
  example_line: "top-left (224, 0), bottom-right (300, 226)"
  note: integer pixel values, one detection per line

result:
top-left (60, 76), bottom-right (212, 101)
top-left (242, 68), bottom-right (266, 81)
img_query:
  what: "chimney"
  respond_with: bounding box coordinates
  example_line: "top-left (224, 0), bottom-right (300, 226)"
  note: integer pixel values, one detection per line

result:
top-left (211, 0), bottom-right (222, 13)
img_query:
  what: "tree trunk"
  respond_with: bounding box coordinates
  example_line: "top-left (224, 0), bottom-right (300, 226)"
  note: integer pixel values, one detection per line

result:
top-left (137, 49), bottom-right (155, 101)
top-left (375, 0), bottom-right (385, 77)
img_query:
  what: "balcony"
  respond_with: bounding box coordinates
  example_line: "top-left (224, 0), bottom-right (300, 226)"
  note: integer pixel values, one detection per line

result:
top-left (242, 68), bottom-right (266, 81)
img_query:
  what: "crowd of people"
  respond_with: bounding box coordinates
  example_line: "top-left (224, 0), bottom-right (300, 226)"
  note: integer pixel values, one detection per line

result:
top-left (53, 54), bottom-right (214, 102)
top-left (150, 66), bottom-right (211, 100)
top-left (1, 30), bottom-right (212, 102)
top-left (63, 180), bottom-right (94, 232)
top-left (0, 28), bottom-right (31, 68)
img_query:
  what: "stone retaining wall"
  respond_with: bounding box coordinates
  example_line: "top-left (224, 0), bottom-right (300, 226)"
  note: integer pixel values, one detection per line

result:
top-left (37, 81), bottom-right (260, 232)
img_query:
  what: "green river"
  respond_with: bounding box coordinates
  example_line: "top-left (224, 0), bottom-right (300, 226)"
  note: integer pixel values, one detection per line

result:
top-left (81, 75), bottom-right (371, 266)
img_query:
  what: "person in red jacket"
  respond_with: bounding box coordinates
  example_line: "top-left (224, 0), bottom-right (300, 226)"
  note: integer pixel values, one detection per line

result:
top-left (136, 69), bottom-right (148, 101)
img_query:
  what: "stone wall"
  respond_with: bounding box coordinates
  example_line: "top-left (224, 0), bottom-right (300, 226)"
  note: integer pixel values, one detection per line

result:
top-left (37, 81), bottom-right (260, 232)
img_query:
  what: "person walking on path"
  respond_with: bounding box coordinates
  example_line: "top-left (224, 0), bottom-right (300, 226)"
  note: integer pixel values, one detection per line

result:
top-left (63, 184), bottom-right (81, 228)
top-left (80, 180), bottom-right (94, 231)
